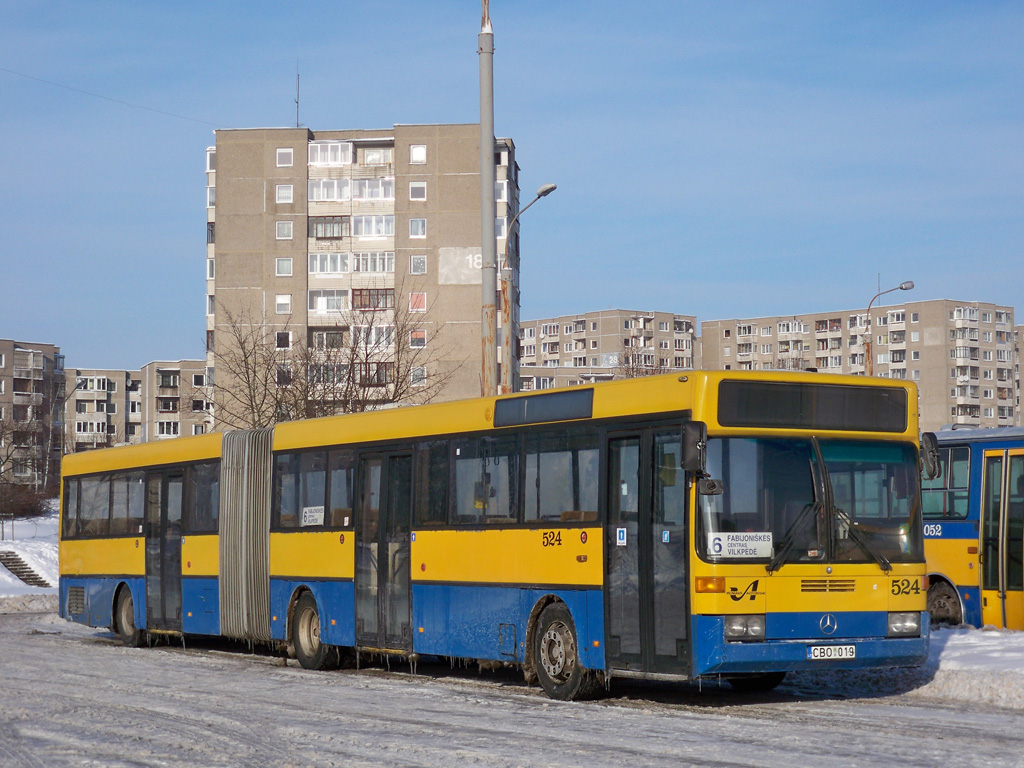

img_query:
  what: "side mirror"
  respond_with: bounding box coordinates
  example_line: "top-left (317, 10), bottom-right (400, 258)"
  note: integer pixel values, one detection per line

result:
top-left (921, 432), bottom-right (940, 480)
top-left (682, 421), bottom-right (707, 474)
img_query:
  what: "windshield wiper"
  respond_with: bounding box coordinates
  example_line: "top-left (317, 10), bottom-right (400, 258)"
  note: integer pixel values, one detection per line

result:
top-left (834, 508), bottom-right (892, 574)
top-left (766, 500), bottom-right (821, 574)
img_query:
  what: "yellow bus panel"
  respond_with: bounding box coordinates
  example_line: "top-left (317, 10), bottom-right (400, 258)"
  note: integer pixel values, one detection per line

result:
top-left (924, 537), bottom-right (978, 589)
top-left (411, 528), bottom-right (603, 587)
top-left (269, 531), bottom-right (355, 580)
top-left (60, 538), bottom-right (144, 577)
top-left (182, 535), bottom-right (219, 578)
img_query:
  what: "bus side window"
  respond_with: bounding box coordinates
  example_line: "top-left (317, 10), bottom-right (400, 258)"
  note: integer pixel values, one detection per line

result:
top-left (62, 479), bottom-right (79, 539)
top-left (328, 449), bottom-right (355, 528)
top-left (452, 436), bottom-right (518, 525)
top-left (274, 453), bottom-right (300, 529)
top-left (79, 476), bottom-right (111, 537)
top-left (414, 441), bottom-right (448, 526)
top-left (186, 462), bottom-right (220, 534)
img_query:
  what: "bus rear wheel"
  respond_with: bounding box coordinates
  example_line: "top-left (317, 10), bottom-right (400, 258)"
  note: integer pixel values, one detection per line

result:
top-left (292, 592), bottom-right (340, 670)
top-left (115, 587), bottom-right (144, 648)
top-left (927, 581), bottom-right (963, 626)
top-left (534, 603), bottom-right (600, 700)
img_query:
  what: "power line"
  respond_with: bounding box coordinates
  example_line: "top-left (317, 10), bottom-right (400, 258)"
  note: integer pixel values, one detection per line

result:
top-left (0, 66), bottom-right (222, 128)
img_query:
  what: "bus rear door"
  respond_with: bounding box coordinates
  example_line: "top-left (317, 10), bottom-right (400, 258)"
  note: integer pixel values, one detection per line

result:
top-left (145, 471), bottom-right (183, 632)
top-left (980, 449), bottom-right (1024, 629)
top-left (605, 428), bottom-right (690, 675)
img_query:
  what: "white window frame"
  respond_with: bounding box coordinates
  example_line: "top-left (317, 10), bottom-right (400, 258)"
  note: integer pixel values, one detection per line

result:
top-left (410, 145), bottom-right (427, 164)
top-left (409, 181), bottom-right (427, 201)
top-left (275, 294), bottom-right (292, 314)
top-left (308, 252), bottom-right (349, 275)
top-left (410, 329), bottom-right (427, 348)
top-left (276, 220), bottom-right (293, 240)
top-left (410, 254), bottom-right (427, 275)
top-left (207, 258), bottom-right (215, 280)
top-left (308, 141), bottom-right (353, 166)
top-left (409, 292), bottom-right (427, 313)
top-left (275, 258), bottom-right (293, 277)
top-left (276, 184), bottom-right (293, 204)
top-left (276, 148), bottom-right (293, 167)
top-left (308, 289), bottom-right (349, 313)
top-left (409, 218), bottom-right (427, 239)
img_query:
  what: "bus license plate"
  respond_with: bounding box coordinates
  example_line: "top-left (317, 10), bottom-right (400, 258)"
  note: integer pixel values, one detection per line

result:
top-left (807, 644), bottom-right (856, 660)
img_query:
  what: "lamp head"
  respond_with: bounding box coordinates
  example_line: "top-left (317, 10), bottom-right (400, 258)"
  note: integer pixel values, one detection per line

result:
top-left (899, 281), bottom-right (914, 291)
top-left (536, 183), bottom-right (557, 198)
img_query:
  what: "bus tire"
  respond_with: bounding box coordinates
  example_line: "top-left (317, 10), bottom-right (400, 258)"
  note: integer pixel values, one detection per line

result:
top-left (726, 672), bottom-right (786, 692)
top-left (115, 587), bottom-right (144, 648)
top-left (534, 602), bottom-right (600, 700)
top-left (927, 580), bottom-right (963, 626)
top-left (292, 592), bottom-right (340, 671)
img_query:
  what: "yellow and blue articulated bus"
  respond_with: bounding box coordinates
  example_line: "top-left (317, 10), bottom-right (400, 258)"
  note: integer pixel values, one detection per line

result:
top-left (60, 371), bottom-right (930, 699)
top-left (922, 427), bottom-right (1024, 629)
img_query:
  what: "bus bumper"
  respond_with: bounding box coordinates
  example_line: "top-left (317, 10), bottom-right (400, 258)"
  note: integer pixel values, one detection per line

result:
top-left (692, 612), bottom-right (930, 676)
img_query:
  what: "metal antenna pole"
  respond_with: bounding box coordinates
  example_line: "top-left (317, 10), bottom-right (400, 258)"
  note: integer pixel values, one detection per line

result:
top-left (479, 0), bottom-right (497, 397)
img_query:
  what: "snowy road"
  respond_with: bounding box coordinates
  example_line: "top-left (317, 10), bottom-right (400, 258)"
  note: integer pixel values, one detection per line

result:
top-left (0, 608), bottom-right (1021, 768)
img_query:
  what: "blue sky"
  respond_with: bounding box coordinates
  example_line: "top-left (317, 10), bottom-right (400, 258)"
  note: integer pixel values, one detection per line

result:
top-left (1, 1), bottom-right (1021, 369)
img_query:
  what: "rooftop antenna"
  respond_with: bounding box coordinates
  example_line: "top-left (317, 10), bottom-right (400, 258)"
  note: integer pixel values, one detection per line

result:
top-left (295, 63), bottom-right (300, 128)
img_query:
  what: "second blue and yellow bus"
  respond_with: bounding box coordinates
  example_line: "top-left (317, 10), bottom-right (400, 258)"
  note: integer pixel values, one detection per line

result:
top-left (922, 427), bottom-right (1024, 629)
top-left (60, 371), bottom-right (930, 699)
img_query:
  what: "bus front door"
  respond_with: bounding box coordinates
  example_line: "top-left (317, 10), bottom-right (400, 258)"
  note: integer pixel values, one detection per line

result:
top-left (144, 472), bottom-right (183, 632)
top-left (356, 453), bottom-right (413, 652)
top-left (981, 450), bottom-right (1024, 629)
top-left (606, 429), bottom-right (690, 675)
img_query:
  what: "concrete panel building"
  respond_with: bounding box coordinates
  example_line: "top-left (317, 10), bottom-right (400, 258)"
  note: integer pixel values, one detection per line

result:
top-left (0, 339), bottom-right (65, 490)
top-left (701, 299), bottom-right (1015, 432)
top-left (65, 369), bottom-right (142, 451)
top-left (205, 124), bottom-right (519, 426)
top-left (518, 309), bottom-right (698, 390)
top-left (139, 360), bottom-right (213, 441)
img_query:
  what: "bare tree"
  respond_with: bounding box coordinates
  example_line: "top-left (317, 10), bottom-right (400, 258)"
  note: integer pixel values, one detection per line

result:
top-left (207, 277), bottom-right (463, 429)
top-left (615, 349), bottom-right (672, 379)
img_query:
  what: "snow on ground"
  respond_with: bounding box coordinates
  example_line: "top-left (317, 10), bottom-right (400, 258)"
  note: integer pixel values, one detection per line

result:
top-left (1, 510), bottom-right (1022, 710)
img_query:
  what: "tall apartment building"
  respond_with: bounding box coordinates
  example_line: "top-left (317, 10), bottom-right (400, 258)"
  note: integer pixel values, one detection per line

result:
top-left (518, 309), bottom-right (698, 391)
top-left (701, 299), bottom-right (1016, 432)
top-left (0, 339), bottom-right (65, 490)
top-left (66, 369), bottom-right (142, 451)
top-left (205, 124), bottom-right (519, 425)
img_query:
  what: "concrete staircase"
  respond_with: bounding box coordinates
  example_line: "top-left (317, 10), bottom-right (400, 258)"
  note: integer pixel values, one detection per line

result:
top-left (0, 551), bottom-right (52, 588)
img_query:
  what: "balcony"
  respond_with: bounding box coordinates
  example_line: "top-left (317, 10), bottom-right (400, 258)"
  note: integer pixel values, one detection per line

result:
top-left (13, 368), bottom-right (43, 381)
top-left (13, 392), bottom-right (43, 406)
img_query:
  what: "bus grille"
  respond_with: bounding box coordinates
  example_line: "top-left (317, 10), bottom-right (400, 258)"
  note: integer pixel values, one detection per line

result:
top-left (801, 579), bottom-right (856, 593)
top-left (67, 586), bottom-right (86, 614)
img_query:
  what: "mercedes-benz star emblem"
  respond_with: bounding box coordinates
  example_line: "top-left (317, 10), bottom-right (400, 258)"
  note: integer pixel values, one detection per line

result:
top-left (819, 614), bottom-right (838, 635)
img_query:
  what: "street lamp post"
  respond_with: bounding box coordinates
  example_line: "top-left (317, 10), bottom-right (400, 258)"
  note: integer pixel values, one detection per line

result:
top-left (499, 183), bottom-right (557, 394)
top-left (864, 280), bottom-right (914, 376)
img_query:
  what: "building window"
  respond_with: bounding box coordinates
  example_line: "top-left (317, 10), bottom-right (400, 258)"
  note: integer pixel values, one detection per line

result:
top-left (192, 424), bottom-right (206, 436)
top-left (308, 252), bottom-right (348, 274)
top-left (495, 179), bottom-right (508, 203)
top-left (207, 295), bottom-right (215, 316)
top-left (276, 148), bottom-right (293, 167)
top-left (352, 288), bottom-right (395, 310)
top-left (276, 258), bottom-right (293, 277)
top-left (353, 178), bottom-right (394, 200)
top-left (409, 218), bottom-right (427, 238)
top-left (276, 220), bottom-right (293, 240)
top-left (206, 187), bottom-right (216, 208)
top-left (410, 145), bottom-right (427, 164)
top-left (207, 222), bottom-right (215, 244)
top-left (410, 254), bottom-right (427, 275)
top-left (277, 365), bottom-right (292, 386)
top-left (411, 366), bottom-right (427, 386)
top-left (276, 332), bottom-right (292, 350)
top-left (410, 329), bottom-right (427, 348)
top-left (409, 292), bottom-right (427, 312)
top-left (308, 141), bottom-right (352, 166)
top-left (309, 216), bottom-right (350, 240)
top-left (275, 294), bottom-right (292, 314)
top-left (207, 258), bottom-right (215, 279)
top-left (409, 182), bottom-right (427, 201)
top-left (495, 217), bottom-right (507, 239)
top-left (308, 289), bottom-right (349, 313)
top-left (352, 215), bottom-right (395, 238)
top-left (352, 252), bottom-right (394, 273)
top-left (157, 421), bottom-right (180, 437)
top-left (312, 329), bottom-right (346, 349)
top-left (276, 184), bottom-right (293, 204)
top-left (308, 178), bottom-right (350, 202)
top-left (192, 374), bottom-right (205, 387)
top-left (363, 147), bottom-right (393, 165)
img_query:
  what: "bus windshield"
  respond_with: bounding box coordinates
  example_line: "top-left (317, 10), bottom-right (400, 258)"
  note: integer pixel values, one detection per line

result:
top-left (698, 437), bottom-right (923, 568)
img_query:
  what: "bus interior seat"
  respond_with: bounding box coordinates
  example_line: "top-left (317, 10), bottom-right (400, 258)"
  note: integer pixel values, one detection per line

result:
top-left (330, 507), bottom-right (352, 527)
top-left (484, 516), bottom-right (517, 525)
top-left (560, 509), bottom-right (598, 522)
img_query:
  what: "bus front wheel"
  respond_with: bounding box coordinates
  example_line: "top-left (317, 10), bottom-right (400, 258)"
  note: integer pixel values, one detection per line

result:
top-left (927, 581), bottom-right (963, 626)
top-left (291, 592), bottom-right (340, 671)
top-left (534, 603), bottom-right (600, 700)
top-left (115, 587), bottom-right (144, 648)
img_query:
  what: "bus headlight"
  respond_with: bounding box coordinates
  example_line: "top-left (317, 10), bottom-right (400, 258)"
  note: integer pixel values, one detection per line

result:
top-left (724, 614), bottom-right (766, 642)
top-left (887, 611), bottom-right (921, 637)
